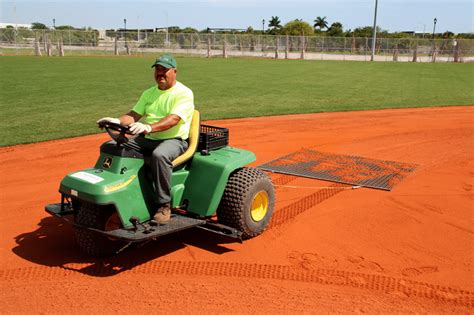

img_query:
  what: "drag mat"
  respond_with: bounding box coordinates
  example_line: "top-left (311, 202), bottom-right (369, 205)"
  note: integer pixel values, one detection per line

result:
top-left (259, 148), bottom-right (417, 191)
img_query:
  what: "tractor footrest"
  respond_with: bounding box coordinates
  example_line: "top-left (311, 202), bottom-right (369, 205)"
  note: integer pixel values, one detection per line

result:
top-left (45, 203), bottom-right (241, 242)
top-left (45, 203), bottom-right (206, 242)
top-left (100, 214), bottom-right (206, 242)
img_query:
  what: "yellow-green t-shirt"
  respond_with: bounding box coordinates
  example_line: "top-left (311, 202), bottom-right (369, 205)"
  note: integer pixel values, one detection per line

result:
top-left (132, 81), bottom-right (195, 140)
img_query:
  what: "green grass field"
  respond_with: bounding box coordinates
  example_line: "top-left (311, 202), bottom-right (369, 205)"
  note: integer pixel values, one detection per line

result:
top-left (0, 55), bottom-right (473, 147)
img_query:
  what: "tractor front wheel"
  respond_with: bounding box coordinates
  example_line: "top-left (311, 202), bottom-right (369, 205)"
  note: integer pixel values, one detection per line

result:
top-left (74, 202), bottom-right (129, 257)
top-left (217, 167), bottom-right (275, 239)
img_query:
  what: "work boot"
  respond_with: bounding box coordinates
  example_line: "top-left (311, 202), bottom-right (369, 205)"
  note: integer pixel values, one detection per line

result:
top-left (153, 203), bottom-right (171, 225)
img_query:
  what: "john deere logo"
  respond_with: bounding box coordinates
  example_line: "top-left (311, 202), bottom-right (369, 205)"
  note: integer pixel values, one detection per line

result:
top-left (103, 157), bottom-right (112, 169)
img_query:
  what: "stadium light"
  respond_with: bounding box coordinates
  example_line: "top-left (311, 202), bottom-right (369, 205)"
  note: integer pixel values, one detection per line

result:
top-left (432, 17), bottom-right (437, 38)
top-left (370, 0), bottom-right (378, 61)
top-left (124, 18), bottom-right (127, 30)
top-left (262, 19), bottom-right (265, 33)
top-left (52, 18), bottom-right (55, 29)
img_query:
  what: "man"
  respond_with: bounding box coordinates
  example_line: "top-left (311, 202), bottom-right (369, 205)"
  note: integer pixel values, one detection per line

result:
top-left (98, 54), bottom-right (194, 225)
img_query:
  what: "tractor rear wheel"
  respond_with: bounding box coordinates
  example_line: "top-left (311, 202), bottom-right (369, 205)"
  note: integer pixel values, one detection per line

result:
top-left (74, 202), bottom-right (129, 257)
top-left (217, 167), bottom-right (275, 239)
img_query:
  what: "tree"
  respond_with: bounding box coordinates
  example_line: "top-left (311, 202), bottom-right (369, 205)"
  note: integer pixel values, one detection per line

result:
top-left (313, 16), bottom-right (328, 31)
top-left (282, 19), bottom-right (314, 36)
top-left (31, 22), bottom-right (47, 29)
top-left (55, 25), bottom-right (75, 30)
top-left (327, 22), bottom-right (343, 37)
top-left (442, 31), bottom-right (454, 39)
top-left (268, 16), bottom-right (282, 35)
top-left (352, 26), bottom-right (384, 38)
top-left (246, 26), bottom-right (254, 34)
top-left (182, 27), bottom-right (198, 33)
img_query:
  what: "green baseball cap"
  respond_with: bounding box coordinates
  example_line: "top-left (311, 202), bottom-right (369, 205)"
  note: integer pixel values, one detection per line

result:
top-left (151, 54), bottom-right (177, 69)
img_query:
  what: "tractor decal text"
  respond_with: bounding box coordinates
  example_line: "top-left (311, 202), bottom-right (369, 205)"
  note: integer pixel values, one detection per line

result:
top-left (104, 175), bottom-right (137, 193)
top-left (70, 171), bottom-right (104, 184)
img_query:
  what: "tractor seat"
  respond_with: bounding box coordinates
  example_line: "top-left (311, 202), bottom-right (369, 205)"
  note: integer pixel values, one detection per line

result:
top-left (172, 110), bottom-right (200, 168)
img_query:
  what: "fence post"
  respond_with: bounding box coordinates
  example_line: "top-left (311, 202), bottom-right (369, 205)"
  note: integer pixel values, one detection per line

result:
top-left (223, 34), bottom-right (227, 58)
top-left (364, 37), bottom-right (368, 61)
top-left (432, 40), bottom-right (437, 63)
top-left (392, 41), bottom-right (398, 61)
top-left (412, 40), bottom-right (418, 62)
top-left (300, 33), bottom-right (306, 59)
top-left (453, 40), bottom-right (460, 63)
top-left (343, 37), bottom-right (346, 61)
top-left (321, 36), bottom-right (324, 60)
top-left (239, 36), bottom-right (243, 55)
top-left (126, 41), bottom-right (131, 55)
top-left (207, 35), bottom-right (211, 58)
top-left (125, 31), bottom-right (131, 55)
top-left (114, 35), bottom-right (119, 55)
top-left (285, 35), bottom-right (289, 59)
top-left (250, 36), bottom-right (255, 52)
top-left (47, 36), bottom-right (52, 56)
top-left (60, 37), bottom-right (65, 56)
top-left (34, 33), bottom-right (42, 56)
top-left (43, 30), bottom-right (47, 52)
top-left (275, 36), bottom-right (279, 59)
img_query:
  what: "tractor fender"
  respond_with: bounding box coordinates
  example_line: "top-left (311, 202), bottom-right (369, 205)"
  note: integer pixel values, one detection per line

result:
top-left (182, 147), bottom-right (256, 217)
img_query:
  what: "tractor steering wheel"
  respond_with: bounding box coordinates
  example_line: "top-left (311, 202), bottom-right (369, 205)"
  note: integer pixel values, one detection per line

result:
top-left (98, 121), bottom-right (134, 144)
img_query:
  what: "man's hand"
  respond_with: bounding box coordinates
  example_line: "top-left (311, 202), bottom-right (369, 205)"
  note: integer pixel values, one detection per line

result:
top-left (97, 117), bottom-right (121, 124)
top-left (129, 122), bottom-right (152, 135)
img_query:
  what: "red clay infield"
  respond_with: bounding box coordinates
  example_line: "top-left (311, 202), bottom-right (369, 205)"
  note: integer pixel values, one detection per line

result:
top-left (1, 106), bottom-right (473, 313)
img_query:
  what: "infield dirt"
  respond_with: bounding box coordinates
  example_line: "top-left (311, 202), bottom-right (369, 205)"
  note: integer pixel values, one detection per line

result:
top-left (1, 106), bottom-right (473, 313)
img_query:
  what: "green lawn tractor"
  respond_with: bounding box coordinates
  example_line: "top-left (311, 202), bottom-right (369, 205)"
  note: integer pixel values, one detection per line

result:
top-left (45, 110), bottom-right (275, 256)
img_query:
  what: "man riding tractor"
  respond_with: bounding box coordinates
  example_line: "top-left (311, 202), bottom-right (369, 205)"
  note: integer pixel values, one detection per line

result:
top-left (98, 54), bottom-right (192, 225)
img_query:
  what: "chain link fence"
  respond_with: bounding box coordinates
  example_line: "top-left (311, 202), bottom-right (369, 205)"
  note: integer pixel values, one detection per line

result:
top-left (1, 28), bottom-right (473, 62)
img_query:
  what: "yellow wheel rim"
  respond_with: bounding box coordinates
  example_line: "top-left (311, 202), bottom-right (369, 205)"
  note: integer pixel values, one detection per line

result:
top-left (251, 191), bottom-right (269, 222)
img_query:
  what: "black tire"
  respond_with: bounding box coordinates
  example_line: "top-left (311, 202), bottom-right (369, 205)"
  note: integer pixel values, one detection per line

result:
top-left (74, 202), bottom-right (129, 257)
top-left (217, 167), bottom-right (275, 239)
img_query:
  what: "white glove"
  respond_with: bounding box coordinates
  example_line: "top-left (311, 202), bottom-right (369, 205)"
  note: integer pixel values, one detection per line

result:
top-left (129, 122), bottom-right (152, 135)
top-left (97, 117), bottom-right (120, 124)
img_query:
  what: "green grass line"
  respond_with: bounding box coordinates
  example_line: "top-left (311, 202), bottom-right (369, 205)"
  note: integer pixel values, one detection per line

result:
top-left (0, 56), bottom-right (473, 147)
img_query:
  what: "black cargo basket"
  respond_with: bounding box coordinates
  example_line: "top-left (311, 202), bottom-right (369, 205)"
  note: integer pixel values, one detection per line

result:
top-left (199, 124), bottom-right (229, 153)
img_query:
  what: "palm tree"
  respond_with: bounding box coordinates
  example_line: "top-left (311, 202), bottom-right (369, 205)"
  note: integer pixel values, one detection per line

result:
top-left (268, 16), bottom-right (282, 35)
top-left (313, 16), bottom-right (328, 31)
top-left (269, 16), bottom-right (282, 29)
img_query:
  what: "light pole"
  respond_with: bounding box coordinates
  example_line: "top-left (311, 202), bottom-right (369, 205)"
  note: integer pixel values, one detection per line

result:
top-left (52, 18), bottom-right (55, 29)
top-left (432, 17), bottom-right (437, 39)
top-left (431, 17), bottom-right (437, 61)
top-left (262, 19), bottom-right (265, 33)
top-left (124, 18), bottom-right (127, 31)
top-left (370, 0), bottom-right (378, 61)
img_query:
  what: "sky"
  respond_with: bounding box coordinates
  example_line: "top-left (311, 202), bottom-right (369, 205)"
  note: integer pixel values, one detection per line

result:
top-left (1, 0), bottom-right (473, 34)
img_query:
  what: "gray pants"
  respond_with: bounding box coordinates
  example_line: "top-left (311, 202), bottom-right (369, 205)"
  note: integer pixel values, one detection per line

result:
top-left (131, 136), bottom-right (188, 204)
